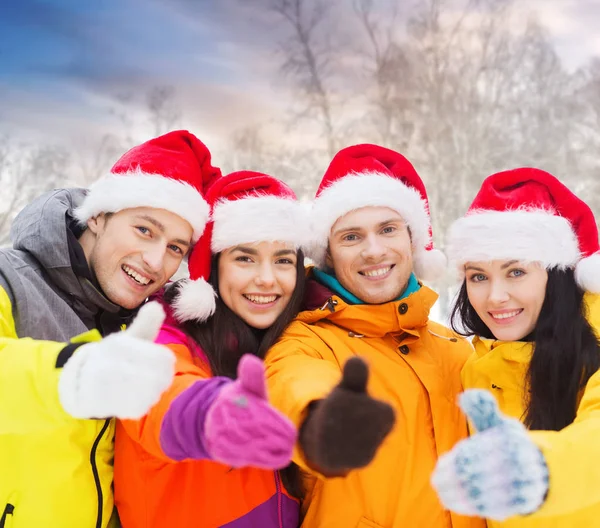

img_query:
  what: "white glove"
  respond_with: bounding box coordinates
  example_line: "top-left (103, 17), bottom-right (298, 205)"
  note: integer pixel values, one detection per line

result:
top-left (58, 302), bottom-right (175, 419)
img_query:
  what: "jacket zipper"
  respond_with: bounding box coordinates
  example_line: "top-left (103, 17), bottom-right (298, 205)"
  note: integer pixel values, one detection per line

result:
top-left (0, 504), bottom-right (14, 528)
top-left (275, 471), bottom-right (283, 528)
top-left (91, 419), bottom-right (111, 528)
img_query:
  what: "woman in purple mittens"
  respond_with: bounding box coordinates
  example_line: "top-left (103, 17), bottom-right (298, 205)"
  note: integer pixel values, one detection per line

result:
top-left (114, 171), bottom-right (309, 528)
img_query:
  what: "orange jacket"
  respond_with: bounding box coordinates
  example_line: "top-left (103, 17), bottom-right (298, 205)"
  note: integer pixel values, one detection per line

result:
top-left (265, 277), bottom-right (486, 528)
top-left (114, 323), bottom-right (299, 528)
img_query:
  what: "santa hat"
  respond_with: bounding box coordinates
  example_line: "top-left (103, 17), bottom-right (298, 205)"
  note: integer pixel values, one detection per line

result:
top-left (172, 170), bottom-right (309, 322)
top-left (447, 167), bottom-right (600, 292)
top-left (308, 144), bottom-right (446, 281)
top-left (74, 130), bottom-right (221, 243)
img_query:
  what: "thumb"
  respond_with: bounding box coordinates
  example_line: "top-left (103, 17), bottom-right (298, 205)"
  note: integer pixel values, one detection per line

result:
top-left (338, 356), bottom-right (369, 393)
top-left (125, 302), bottom-right (166, 342)
top-left (237, 354), bottom-right (268, 400)
top-left (459, 389), bottom-right (504, 433)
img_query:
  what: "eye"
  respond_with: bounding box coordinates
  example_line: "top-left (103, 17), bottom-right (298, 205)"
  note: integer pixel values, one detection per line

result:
top-left (468, 273), bottom-right (487, 283)
top-left (168, 244), bottom-right (184, 255)
top-left (382, 226), bottom-right (396, 234)
top-left (509, 268), bottom-right (525, 278)
top-left (136, 226), bottom-right (151, 235)
top-left (343, 234), bottom-right (359, 242)
top-left (276, 257), bottom-right (295, 265)
top-left (235, 256), bottom-right (253, 263)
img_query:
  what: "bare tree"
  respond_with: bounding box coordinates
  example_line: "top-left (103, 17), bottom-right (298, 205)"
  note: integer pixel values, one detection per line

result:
top-left (264, 0), bottom-right (340, 157)
top-left (0, 140), bottom-right (72, 246)
top-left (147, 86), bottom-right (182, 136)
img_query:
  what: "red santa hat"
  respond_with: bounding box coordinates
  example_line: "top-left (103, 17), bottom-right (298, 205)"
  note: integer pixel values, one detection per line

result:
top-left (172, 170), bottom-right (309, 322)
top-left (74, 130), bottom-right (221, 243)
top-left (447, 167), bottom-right (600, 292)
top-left (308, 144), bottom-right (446, 281)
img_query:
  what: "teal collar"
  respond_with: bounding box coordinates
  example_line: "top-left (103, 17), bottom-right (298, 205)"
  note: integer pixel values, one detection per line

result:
top-left (313, 268), bottom-right (420, 305)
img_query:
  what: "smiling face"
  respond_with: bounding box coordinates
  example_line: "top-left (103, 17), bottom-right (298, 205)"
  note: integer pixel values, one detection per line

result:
top-left (80, 207), bottom-right (193, 309)
top-left (326, 206), bottom-right (413, 304)
top-left (217, 241), bottom-right (298, 329)
top-left (465, 259), bottom-right (548, 341)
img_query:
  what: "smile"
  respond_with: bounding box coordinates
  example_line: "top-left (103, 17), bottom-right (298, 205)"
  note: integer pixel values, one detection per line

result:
top-left (489, 309), bottom-right (523, 320)
top-left (122, 264), bottom-right (152, 286)
top-left (359, 264), bottom-right (395, 278)
top-left (243, 294), bottom-right (279, 305)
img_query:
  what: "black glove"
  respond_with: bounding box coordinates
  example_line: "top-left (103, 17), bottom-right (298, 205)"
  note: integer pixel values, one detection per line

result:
top-left (299, 357), bottom-right (395, 476)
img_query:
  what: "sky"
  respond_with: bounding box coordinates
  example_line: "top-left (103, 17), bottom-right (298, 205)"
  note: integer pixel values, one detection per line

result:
top-left (1, 0), bottom-right (599, 152)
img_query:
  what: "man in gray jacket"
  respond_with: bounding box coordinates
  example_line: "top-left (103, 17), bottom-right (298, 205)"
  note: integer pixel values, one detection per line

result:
top-left (0, 130), bottom-right (221, 528)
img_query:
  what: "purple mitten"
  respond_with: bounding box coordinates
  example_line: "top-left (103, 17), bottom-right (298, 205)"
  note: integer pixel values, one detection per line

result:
top-left (204, 354), bottom-right (297, 470)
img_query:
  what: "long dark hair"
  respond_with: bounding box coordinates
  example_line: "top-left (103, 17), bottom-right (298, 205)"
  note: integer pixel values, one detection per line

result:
top-left (451, 268), bottom-right (600, 431)
top-left (164, 248), bottom-right (307, 498)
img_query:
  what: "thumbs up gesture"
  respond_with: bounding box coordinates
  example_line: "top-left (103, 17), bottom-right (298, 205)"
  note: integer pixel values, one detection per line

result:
top-left (58, 302), bottom-right (176, 420)
top-left (203, 354), bottom-right (297, 470)
top-left (431, 390), bottom-right (549, 520)
top-left (299, 357), bottom-right (396, 476)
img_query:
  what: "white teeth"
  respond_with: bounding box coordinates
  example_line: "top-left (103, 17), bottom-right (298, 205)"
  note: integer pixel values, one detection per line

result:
top-left (123, 265), bottom-right (151, 285)
top-left (245, 294), bottom-right (277, 304)
top-left (491, 310), bottom-right (521, 320)
top-left (362, 266), bottom-right (391, 277)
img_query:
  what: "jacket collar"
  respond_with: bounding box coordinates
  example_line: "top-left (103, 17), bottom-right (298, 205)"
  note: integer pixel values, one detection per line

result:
top-left (298, 268), bottom-right (437, 338)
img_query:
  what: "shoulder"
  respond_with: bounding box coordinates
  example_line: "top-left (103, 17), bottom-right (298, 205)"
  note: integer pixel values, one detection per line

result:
top-left (424, 320), bottom-right (474, 357)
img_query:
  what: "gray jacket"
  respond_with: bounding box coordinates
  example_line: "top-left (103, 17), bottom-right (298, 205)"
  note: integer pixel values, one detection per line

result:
top-left (0, 188), bottom-right (129, 341)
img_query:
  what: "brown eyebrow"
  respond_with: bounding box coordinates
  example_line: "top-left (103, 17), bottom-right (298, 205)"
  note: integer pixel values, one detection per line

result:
top-left (465, 260), bottom-right (521, 273)
top-left (135, 215), bottom-right (190, 248)
top-left (501, 260), bottom-right (520, 269)
top-left (230, 245), bottom-right (258, 256)
top-left (464, 264), bottom-right (486, 272)
top-left (230, 246), bottom-right (296, 257)
top-left (333, 219), bottom-right (402, 237)
top-left (274, 249), bottom-right (295, 256)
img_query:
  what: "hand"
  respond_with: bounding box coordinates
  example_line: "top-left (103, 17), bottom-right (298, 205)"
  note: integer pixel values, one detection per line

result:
top-left (431, 389), bottom-right (549, 521)
top-left (58, 302), bottom-right (175, 419)
top-left (300, 357), bottom-right (395, 476)
top-left (204, 354), bottom-right (297, 470)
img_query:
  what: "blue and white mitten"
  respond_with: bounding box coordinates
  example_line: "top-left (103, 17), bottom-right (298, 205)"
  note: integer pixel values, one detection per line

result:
top-left (431, 390), bottom-right (549, 521)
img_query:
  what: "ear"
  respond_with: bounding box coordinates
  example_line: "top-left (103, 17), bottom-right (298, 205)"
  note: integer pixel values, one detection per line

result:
top-left (86, 214), bottom-right (107, 235)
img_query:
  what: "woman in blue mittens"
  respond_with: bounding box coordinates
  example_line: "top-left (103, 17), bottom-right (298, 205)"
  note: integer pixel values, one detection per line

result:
top-left (432, 168), bottom-right (600, 527)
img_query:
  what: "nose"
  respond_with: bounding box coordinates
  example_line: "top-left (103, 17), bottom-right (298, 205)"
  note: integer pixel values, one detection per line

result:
top-left (255, 262), bottom-right (276, 288)
top-left (488, 279), bottom-right (510, 305)
top-left (142, 244), bottom-right (167, 274)
top-left (361, 233), bottom-right (387, 260)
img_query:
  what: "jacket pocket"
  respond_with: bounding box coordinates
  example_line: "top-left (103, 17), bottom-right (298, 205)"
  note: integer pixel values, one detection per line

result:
top-left (0, 503), bottom-right (15, 528)
top-left (357, 518), bottom-right (384, 528)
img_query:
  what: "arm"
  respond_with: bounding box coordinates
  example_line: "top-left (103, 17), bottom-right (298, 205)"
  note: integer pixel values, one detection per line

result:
top-left (0, 283), bottom-right (95, 433)
top-left (265, 326), bottom-right (395, 476)
top-left (0, 294), bottom-right (175, 433)
top-left (121, 328), bottom-right (296, 469)
top-left (528, 370), bottom-right (600, 517)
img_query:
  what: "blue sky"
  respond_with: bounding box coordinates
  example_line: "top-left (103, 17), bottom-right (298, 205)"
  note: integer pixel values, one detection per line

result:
top-left (1, 0), bottom-right (599, 148)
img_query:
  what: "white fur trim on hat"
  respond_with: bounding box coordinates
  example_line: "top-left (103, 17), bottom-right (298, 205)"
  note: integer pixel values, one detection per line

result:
top-left (74, 172), bottom-right (210, 242)
top-left (309, 172), bottom-right (431, 268)
top-left (575, 253), bottom-right (600, 293)
top-left (447, 209), bottom-right (580, 272)
top-left (211, 195), bottom-right (309, 253)
top-left (413, 249), bottom-right (447, 282)
top-left (172, 278), bottom-right (217, 322)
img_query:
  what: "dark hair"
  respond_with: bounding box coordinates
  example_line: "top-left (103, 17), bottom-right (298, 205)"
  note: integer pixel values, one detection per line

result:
top-left (164, 248), bottom-right (307, 498)
top-left (451, 268), bottom-right (600, 431)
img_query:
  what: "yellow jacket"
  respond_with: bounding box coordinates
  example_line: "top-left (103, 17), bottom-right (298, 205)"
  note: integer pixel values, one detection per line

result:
top-left (265, 279), bottom-right (486, 528)
top-left (0, 285), bottom-right (117, 528)
top-left (461, 293), bottom-right (600, 527)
